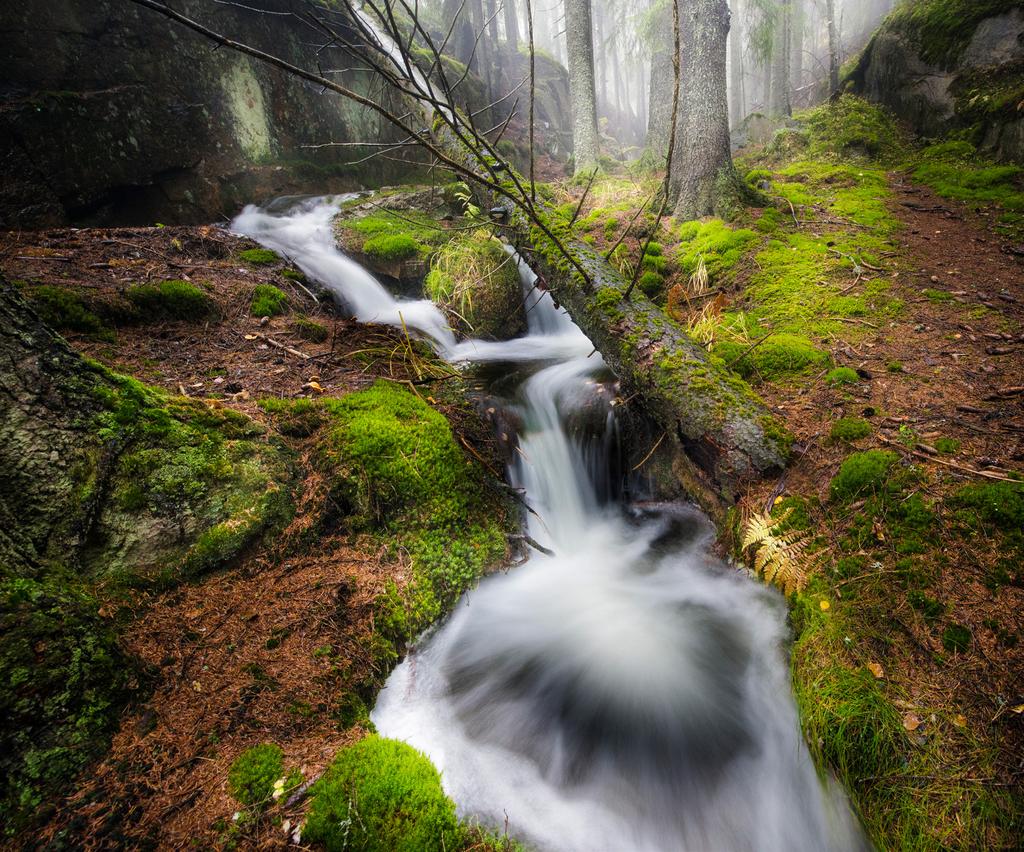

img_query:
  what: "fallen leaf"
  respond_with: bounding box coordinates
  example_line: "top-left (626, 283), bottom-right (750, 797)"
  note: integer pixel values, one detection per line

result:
top-left (305, 381), bottom-right (324, 394)
top-left (872, 519), bottom-right (886, 542)
top-left (867, 661), bottom-right (884, 679)
top-left (1011, 704), bottom-right (1024, 715)
top-left (192, 681), bottom-right (203, 693)
top-left (244, 334), bottom-right (258, 340)
top-left (952, 714), bottom-right (967, 728)
top-left (819, 600), bottom-right (831, 611)
top-left (903, 713), bottom-right (921, 732)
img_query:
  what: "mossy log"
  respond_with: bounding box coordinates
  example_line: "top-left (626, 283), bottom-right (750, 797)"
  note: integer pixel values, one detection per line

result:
top-left (431, 134), bottom-right (790, 512)
top-left (519, 232), bottom-right (791, 510)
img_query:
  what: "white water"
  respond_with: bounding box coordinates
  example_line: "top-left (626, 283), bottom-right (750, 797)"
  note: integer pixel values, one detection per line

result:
top-left (232, 198), bottom-right (866, 852)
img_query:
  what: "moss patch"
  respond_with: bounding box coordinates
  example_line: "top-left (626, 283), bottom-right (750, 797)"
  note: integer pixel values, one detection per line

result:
top-left (126, 280), bottom-right (216, 322)
top-left (304, 736), bottom-right (460, 852)
top-left (238, 248), bottom-right (280, 265)
top-left (250, 284), bottom-right (288, 318)
top-left (28, 286), bottom-right (112, 339)
top-left (715, 333), bottom-right (830, 382)
top-left (830, 450), bottom-right (900, 502)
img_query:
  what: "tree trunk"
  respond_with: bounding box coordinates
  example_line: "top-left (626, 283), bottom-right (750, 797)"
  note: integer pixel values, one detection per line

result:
top-left (826, 0), bottom-right (839, 94)
top-left (790, 0), bottom-right (804, 104)
top-left (564, 0), bottom-right (600, 173)
top-left (728, 0), bottom-right (743, 129)
top-left (647, 46), bottom-right (674, 154)
top-left (668, 0), bottom-right (743, 220)
top-left (503, 0), bottom-right (519, 47)
top-left (767, 0), bottom-right (790, 117)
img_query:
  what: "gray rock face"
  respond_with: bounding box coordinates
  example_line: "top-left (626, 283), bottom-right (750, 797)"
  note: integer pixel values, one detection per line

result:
top-left (0, 1), bottom-right (570, 227)
top-left (850, 8), bottom-right (1024, 163)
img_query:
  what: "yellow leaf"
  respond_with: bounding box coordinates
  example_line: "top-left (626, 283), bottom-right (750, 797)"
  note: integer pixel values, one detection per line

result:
top-left (866, 661), bottom-right (884, 679)
top-left (952, 714), bottom-right (967, 728)
top-left (902, 713), bottom-right (921, 732)
top-left (819, 600), bottom-right (831, 611)
top-left (1011, 704), bottom-right (1024, 715)
top-left (244, 334), bottom-right (258, 340)
top-left (774, 496), bottom-right (784, 506)
top-left (306, 381), bottom-right (324, 394)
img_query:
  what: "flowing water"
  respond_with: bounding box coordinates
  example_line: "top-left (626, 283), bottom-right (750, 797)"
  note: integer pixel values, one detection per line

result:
top-left (232, 197), bottom-right (866, 852)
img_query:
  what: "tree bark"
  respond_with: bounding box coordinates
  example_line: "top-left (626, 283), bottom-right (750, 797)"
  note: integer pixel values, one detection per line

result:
top-left (728, 0), bottom-right (744, 129)
top-left (789, 0), bottom-right (804, 104)
top-left (767, 0), bottom-right (791, 116)
top-left (564, 0), bottom-right (600, 173)
top-left (826, 0), bottom-right (839, 94)
top-left (503, 0), bottom-right (519, 49)
top-left (668, 0), bottom-right (743, 220)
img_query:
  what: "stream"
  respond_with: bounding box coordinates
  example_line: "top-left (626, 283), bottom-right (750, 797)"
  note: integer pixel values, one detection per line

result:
top-left (232, 196), bottom-right (867, 852)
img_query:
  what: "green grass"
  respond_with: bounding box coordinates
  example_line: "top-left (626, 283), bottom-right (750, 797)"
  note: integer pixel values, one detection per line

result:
top-left (250, 284), bottom-right (288, 318)
top-left (304, 736), bottom-right (460, 852)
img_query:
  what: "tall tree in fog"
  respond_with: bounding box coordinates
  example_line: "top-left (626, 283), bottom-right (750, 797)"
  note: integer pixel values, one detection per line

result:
top-left (767, 0), bottom-right (791, 116)
top-left (565, 0), bottom-right (600, 172)
top-left (825, 0), bottom-right (839, 93)
top-left (504, 0), bottom-right (520, 49)
top-left (789, 0), bottom-right (803, 105)
top-left (728, 0), bottom-right (744, 128)
top-left (669, 0), bottom-right (743, 218)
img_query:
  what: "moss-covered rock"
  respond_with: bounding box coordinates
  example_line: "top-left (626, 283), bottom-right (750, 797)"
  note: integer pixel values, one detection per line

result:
top-left (424, 231), bottom-right (525, 340)
top-left (303, 736), bottom-right (461, 852)
top-left (125, 279), bottom-right (216, 322)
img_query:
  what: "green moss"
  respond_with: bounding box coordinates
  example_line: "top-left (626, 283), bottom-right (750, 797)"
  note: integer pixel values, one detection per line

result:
top-left (238, 248), bottom-right (280, 265)
top-left (831, 417), bottom-right (872, 442)
top-left (827, 367), bottom-right (860, 385)
top-left (362, 233), bottom-right (421, 263)
top-left (291, 316), bottom-right (329, 343)
top-left (126, 280), bottom-right (216, 321)
top-left (315, 382), bottom-right (508, 637)
top-left (886, 360), bottom-right (904, 373)
top-left (886, 0), bottom-right (1022, 67)
top-left (424, 231), bottom-right (522, 339)
top-left (934, 437), bottom-right (961, 455)
top-left (250, 284), bottom-right (288, 318)
top-left (830, 450), bottom-right (899, 502)
top-left (28, 286), bottom-right (112, 339)
top-left (0, 574), bottom-right (137, 832)
top-left (638, 270), bottom-right (664, 297)
top-left (714, 333), bottom-right (830, 382)
top-left (952, 481), bottom-right (1024, 530)
top-left (942, 623), bottom-right (972, 653)
top-left (908, 590), bottom-right (946, 621)
top-left (227, 743), bottom-right (286, 808)
top-left (676, 219), bottom-right (757, 282)
top-left (801, 95), bottom-right (907, 163)
top-left (304, 736), bottom-right (460, 852)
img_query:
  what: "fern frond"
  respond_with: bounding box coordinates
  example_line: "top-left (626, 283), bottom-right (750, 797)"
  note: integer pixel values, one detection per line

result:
top-left (741, 508), bottom-right (816, 594)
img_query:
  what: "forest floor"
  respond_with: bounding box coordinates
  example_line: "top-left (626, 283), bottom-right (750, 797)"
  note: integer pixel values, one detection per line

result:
top-left (2, 98), bottom-right (1023, 850)
top-left (0, 228), bottom-right (513, 850)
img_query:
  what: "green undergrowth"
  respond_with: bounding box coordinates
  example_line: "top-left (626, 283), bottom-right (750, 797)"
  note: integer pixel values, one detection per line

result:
top-left (238, 248), bottom-right (280, 265)
top-left (227, 743), bottom-right (301, 810)
top-left (908, 141), bottom-right (1024, 239)
top-left (780, 450), bottom-right (1024, 849)
top-left (28, 286), bottom-right (114, 340)
top-left (338, 209), bottom-right (457, 264)
top-left (260, 382), bottom-right (511, 676)
top-left (0, 573), bottom-right (139, 835)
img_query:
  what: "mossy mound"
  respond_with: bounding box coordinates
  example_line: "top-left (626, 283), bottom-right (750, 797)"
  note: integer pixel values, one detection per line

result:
top-left (0, 574), bottom-right (138, 834)
top-left (88, 368), bottom-right (295, 585)
top-left (238, 248), bottom-right (281, 265)
top-left (250, 284), bottom-right (288, 318)
top-left (291, 316), bottom-right (329, 343)
top-left (715, 333), bottom-right (830, 382)
top-left (801, 95), bottom-right (907, 163)
top-left (303, 736), bottom-right (460, 852)
top-left (830, 450), bottom-right (900, 502)
top-left (424, 231), bottom-right (525, 340)
top-left (827, 367), bottom-right (860, 386)
top-left (312, 381), bottom-right (508, 635)
top-left (125, 280), bottom-right (216, 322)
top-left (831, 417), bottom-right (872, 443)
top-left (227, 743), bottom-right (301, 810)
top-left (28, 286), bottom-right (112, 340)
top-left (676, 219), bottom-right (757, 283)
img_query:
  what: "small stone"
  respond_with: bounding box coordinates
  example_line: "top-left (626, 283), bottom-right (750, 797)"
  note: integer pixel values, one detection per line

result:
top-left (260, 316), bottom-right (270, 326)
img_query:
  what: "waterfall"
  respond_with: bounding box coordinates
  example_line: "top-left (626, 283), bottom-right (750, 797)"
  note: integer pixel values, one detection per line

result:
top-left (231, 198), bottom-right (866, 852)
